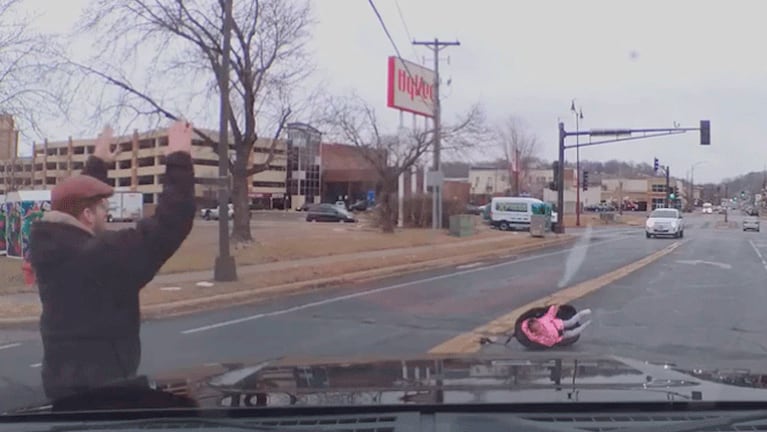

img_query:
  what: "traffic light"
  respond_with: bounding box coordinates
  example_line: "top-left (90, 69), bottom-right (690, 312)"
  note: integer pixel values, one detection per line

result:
top-left (700, 120), bottom-right (710, 145)
top-left (582, 171), bottom-right (589, 191)
top-left (550, 161), bottom-right (560, 191)
top-left (653, 157), bottom-right (659, 173)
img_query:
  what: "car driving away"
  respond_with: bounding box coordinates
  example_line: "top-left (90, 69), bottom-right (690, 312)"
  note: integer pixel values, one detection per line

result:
top-left (646, 208), bottom-right (684, 238)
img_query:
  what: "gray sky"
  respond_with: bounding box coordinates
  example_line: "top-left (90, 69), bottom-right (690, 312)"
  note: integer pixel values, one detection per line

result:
top-left (20, 0), bottom-right (767, 183)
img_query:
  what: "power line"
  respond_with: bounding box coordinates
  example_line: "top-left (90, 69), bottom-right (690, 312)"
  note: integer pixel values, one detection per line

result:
top-left (368, 0), bottom-right (407, 63)
top-left (393, 0), bottom-right (419, 60)
top-left (367, 0), bottom-right (416, 81)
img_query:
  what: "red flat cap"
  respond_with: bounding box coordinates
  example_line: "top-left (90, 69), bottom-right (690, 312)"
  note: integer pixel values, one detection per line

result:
top-left (51, 175), bottom-right (114, 212)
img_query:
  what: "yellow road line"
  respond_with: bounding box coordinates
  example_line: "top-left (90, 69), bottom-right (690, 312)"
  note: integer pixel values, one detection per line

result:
top-left (428, 241), bottom-right (683, 354)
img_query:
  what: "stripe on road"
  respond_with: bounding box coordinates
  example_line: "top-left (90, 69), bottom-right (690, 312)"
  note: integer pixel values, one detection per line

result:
top-left (180, 235), bottom-right (630, 335)
top-left (429, 240), bottom-right (684, 354)
top-left (29, 363), bottom-right (41, 368)
top-left (748, 240), bottom-right (767, 271)
top-left (0, 343), bottom-right (21, 351)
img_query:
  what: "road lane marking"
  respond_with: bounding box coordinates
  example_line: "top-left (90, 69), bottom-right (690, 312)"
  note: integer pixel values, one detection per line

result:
top-left (676, 260), bottom-right (732, 270)
top-left (0, 343), bottom-right (21, 351)
top-left (428, 240), bottom-right (684, 354)
top-left (456, 262), bottom-right (485, 270)
top-left (181, 235), bottom-right (632, 335)
top-left (748, 240), bottom-right (767, 271)
top-left (29, 363), bottom-right (41, 368)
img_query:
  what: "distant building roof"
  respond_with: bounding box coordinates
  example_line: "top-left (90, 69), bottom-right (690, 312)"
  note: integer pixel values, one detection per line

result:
top-left (321, 143), bottom-right (380, 183)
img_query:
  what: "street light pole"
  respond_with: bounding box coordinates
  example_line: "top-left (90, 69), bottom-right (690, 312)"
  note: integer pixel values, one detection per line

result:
top-left (571, 100), bottom-right (583, 226)
top-left (689, 161), bottom-right (706, 211)
top-left (214, 0), bottom-right (237, 282)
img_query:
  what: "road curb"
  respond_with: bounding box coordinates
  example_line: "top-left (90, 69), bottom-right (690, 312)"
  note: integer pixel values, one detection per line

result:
top-left (0, 234), bottom-right (576, 327)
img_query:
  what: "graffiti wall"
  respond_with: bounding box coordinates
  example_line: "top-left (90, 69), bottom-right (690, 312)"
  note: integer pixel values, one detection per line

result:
top-left (4, 200), bottom-right (49, 259)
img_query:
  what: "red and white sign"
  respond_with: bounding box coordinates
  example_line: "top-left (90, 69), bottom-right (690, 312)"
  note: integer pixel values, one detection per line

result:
top-left (387, 56), bottom-right (436, 117)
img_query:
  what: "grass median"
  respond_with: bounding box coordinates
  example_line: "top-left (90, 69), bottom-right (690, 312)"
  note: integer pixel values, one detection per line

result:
top-left (1, 215), bottom-right (505, 294)
top-left (0, 227), bottom-right (574, 320)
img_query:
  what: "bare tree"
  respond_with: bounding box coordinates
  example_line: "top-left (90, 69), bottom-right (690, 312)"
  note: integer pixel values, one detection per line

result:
top-left (67, 0), bottom-right (315, 243)
top-left (324, 95), bottom-right (486, 233)
top-left (0, 0), bottom-right (67, 139)
top-left (496, 116), bottom-right (538, 195)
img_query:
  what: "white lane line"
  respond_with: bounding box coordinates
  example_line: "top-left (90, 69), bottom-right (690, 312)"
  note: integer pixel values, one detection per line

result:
top-left (0, 343), bottom-right (21, 351)
top-left (181, 234), bottom-right (634, 335)
top-left (455, 262), bottom-right (485, 270)
top-left (748, 239), bottom-right (767, 270)
top-left (29, 363), bottom-right (41, 368)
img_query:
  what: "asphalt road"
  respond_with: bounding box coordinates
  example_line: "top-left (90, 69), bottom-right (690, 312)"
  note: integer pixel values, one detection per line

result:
top-left (0, 212), bottom-right (757, 410)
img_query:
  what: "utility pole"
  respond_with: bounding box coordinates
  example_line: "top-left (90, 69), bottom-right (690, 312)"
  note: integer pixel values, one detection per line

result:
top-left (214, 0), bottom-right (237, 282)
top-left (413, 38), bottom-right (460, 230)
top-left (513, 147), bottom-right (520, 195)
top-left (665, 165), bottom-right (670, 209)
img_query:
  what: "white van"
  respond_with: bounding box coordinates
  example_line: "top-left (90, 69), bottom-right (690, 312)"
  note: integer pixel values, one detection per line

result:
top-left (489, 197), bottom-right (558, 231)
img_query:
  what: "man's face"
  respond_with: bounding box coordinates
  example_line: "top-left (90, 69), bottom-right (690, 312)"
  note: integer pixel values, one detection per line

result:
top-left (82, 198), bottom-right (109, 233)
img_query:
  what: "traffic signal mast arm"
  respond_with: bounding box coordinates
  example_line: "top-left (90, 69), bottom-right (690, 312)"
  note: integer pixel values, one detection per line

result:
top-left (555, 120), bottom-right (709, 233)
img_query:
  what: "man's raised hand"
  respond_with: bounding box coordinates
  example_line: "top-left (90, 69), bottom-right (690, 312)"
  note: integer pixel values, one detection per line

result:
top-left (166, 120), bottom-right (193, 155)
top-left (93, 125), bottom-right (120, 163)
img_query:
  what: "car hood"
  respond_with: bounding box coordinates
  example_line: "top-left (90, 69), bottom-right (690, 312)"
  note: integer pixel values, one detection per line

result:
top-left (12, 353), bottom-right (767, 413)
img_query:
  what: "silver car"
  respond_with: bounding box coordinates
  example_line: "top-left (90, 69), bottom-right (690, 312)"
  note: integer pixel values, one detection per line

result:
top-left (645, 208), bottom-right (684, 238)
top-left (743, 215), bottom-right (760, 232)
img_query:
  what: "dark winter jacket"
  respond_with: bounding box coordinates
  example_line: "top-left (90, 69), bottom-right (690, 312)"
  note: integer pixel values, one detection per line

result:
top-left (28, 152), bottom-right (196, 400)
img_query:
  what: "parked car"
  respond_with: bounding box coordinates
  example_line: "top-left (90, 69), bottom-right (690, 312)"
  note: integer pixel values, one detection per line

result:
top-left (348, 200), bottom-right (369, 212)
top-left (295, 203), bottom-right (314, 212)
top-left (306, 203), bottom-right (357, 223)
top-left (465, 203), bottom-right (483, 215)
top-left (200, 203), bottom-right (233, 220)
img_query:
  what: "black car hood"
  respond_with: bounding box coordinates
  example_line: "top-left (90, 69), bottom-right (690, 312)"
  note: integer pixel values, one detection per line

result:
top-left (145, 352), bottom-right (767, 408)
top-left (10, 352), bottom-right (767, 414)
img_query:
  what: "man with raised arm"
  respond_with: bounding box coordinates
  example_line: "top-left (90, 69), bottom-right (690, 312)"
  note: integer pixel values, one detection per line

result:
top-left (28, 120), bottom-right (197, 400)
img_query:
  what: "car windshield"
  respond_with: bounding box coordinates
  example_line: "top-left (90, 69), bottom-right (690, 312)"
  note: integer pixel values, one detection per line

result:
top-left (649, 210), bottom-right (678, 218)
top-left (4, 0), bottom-right (767, 421)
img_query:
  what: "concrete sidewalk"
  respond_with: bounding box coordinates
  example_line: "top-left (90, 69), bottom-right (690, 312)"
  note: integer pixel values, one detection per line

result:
top-left (151, 232), bottom-right (534, 285)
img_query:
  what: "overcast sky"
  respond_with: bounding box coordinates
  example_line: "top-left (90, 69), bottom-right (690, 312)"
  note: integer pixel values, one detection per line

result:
top-left (19, 0), bottom-right (767, 183)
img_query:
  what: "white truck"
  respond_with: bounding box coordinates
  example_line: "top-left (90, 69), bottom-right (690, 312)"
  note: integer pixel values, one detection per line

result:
top-left (107, 192), bottom-right (143, 222)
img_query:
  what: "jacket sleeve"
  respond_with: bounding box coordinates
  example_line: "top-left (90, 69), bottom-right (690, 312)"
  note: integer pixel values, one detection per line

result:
top-left (82, 156), bottom-right (110, 184)
top-left (83, 152), bottom-right (196, 289)
top-left (543, 305), bottom-right (559, 320)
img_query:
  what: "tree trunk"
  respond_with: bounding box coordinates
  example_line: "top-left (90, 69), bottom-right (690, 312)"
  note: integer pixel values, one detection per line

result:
top-left (379, 184), bottom-right (395, 233)
top-left (230, 170), bottom-right (252, 243)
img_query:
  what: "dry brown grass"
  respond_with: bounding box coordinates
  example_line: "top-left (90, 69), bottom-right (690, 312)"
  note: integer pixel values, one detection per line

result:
top-left (0, 233), bottom-right (570, 319)
top-left (0, 258), bottom-right (29, 294)
top-left (562, 212), bottom-right (647, 227)
top-left (141, 234), bottom-right (551, 307)
top-left (1, 215), bottom-right (500, 293)
top-left (159, 216), bottom-right (499, 273)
